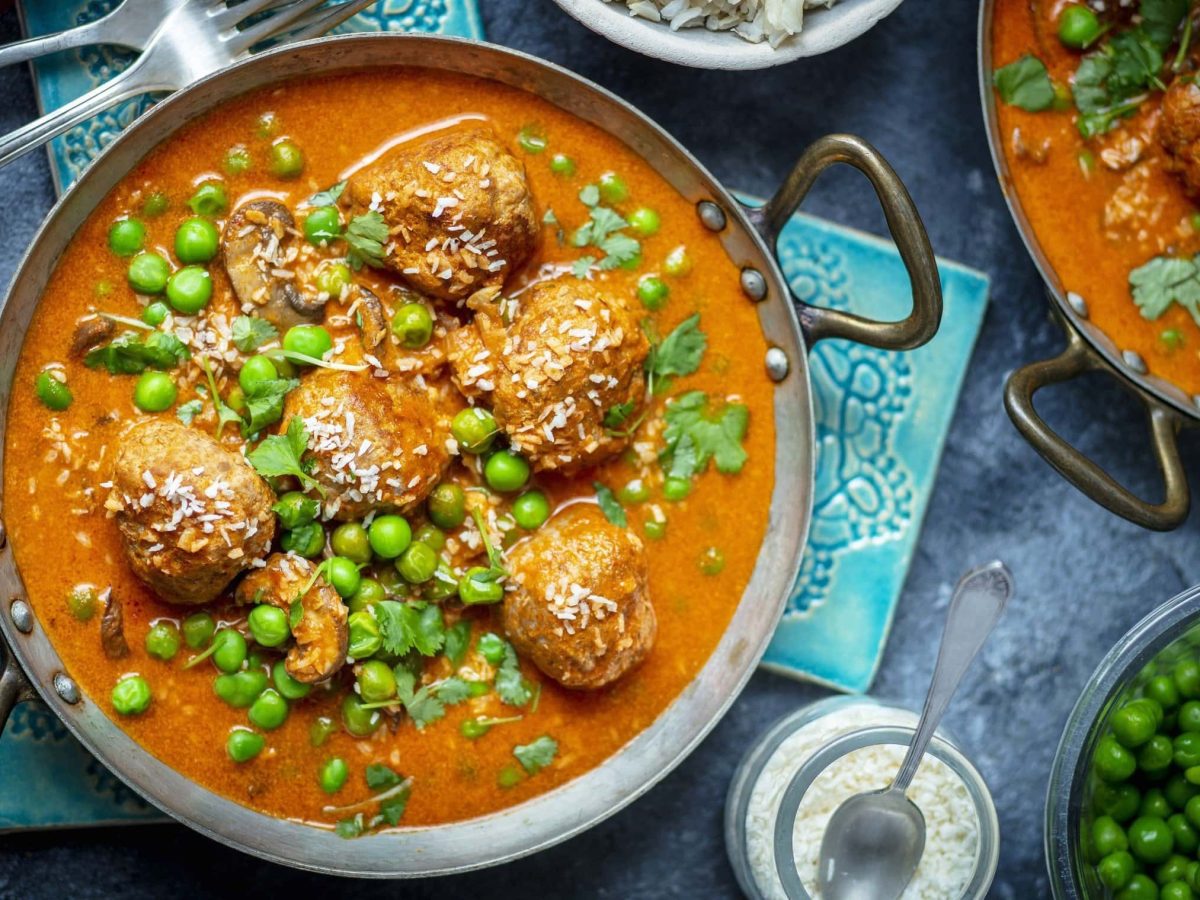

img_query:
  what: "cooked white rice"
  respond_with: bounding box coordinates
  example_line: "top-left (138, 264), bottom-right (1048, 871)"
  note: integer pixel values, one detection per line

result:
top-left (611, 0), bottom-right (839, 48)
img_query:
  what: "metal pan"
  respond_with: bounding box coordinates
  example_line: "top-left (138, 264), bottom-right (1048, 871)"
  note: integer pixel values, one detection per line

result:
top-left (978, 0), bottom-right (1191, 531)
top-left (0, 34), bottom-right (941, 876)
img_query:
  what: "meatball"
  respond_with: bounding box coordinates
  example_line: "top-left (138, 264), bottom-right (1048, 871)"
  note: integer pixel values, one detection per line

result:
top-left (236, 553), bottom-right (347, 683)
top-left (223, 200), bottom-right (326, 329)
top-left (447, 280), bottom-right (649, 474)
top-left (104, 419), bottom-right (275, 605)
top-left (1160, 79), bottom-right (1200, 195)
top-left (282, 368), bottom-right (455, 520)
top-left (503, 504), bottom-right (656, 690)
top-left (344, 128), bottom-right (538, 302)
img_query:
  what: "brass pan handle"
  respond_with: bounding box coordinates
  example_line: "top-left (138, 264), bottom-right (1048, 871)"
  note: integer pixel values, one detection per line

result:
top-left (750, 133), bottom-right (943, 350)
top-left (1005, 328), bottom-right (1190, 531)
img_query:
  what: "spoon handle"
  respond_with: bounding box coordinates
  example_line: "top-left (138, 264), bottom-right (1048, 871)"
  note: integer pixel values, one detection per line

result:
top-left (891, 561), bottom-right (1013, 792)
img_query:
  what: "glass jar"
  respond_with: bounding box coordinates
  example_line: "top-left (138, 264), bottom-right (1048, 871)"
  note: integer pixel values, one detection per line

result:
top-left (724, 696), bottom-right (999, 899)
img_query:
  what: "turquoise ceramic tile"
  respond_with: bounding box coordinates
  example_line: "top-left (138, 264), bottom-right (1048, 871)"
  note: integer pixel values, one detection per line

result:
top-left (760, 210), bottom-right (990, 693)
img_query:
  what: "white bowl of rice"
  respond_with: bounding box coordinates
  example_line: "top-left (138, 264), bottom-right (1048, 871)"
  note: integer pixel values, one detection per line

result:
top-left (552, 0), bottom-right (904, 68)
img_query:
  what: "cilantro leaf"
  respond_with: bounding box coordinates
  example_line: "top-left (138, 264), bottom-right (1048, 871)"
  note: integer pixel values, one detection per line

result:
top-left (495, 643), bottom-right (533, 707)
top-left (365, 763), bottom-right (402, 791)
top-left (335, 814), bottom-right (364, 839)
top-left (380, 787), bottom-right (411, 826)
top-left (1140, 0), bottom-right (1188, 53)
top-left (176, 399), bottom-right (203, 425)
top-left (241, 377), bottom-right (298, 437)
top-left (272, 492), bottom-right (318, 528)
top-left (993, 55), bottom-right (1056, 112)
top-left (346, 210), bottom-right (389, 270)
top-left (247, 416), bottom-right (322, 493)
top-left (308, 180), bottom-right (346, 208)
top-left (197, 355), bottom-right (242, 438)
top-left (374, 601), bottom-right (446, 658)
top-left (1130, 253), bottom-right (1200, 324)
top-left (394, 672), bottom-right (470, 729)
top-left (596, 232), bottom-right (641, 270)
top-left (230, 316), bottom-right (278, 353)
top-left (604, 400), bottom-right (635, 429)
top-left (645, 313), bottom-right (707, 393)
top-left (84, 330), bottom-right (190, 375)
top-left (579, 184), bottom-right (600, 207)
top-left (513, 735), bottom-right (558, 775)
top-left (661, 391), bottom-right (750, 479)
top-left (594, 481), bottom-right (627, 527)
top-left (572, 256), bottom-right (596, 279)
top-left (445, 620), bottom-right (472, 668)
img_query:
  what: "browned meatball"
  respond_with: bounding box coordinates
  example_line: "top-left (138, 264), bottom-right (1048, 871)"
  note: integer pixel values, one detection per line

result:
top-left (503, 504), bottom-right (656, 690)
top-left (282, 368), bottom-right (455, 520)
top-left (236, 553), bottom-right (347, 683)
top-left (104, 419), bottom-right (275, 605)
top-left (344, 128), bottom-right (537, 302)
top-left (1160, 79), bottom-right (1200, 195)
top-left (447, 280), bottom-right (649, 474)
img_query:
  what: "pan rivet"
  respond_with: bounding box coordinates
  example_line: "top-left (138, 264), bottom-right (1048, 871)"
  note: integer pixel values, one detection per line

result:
top-left (54, 673), bottom-right (80, 705)
top-left (741, 268), bottom-right (767, 302)
top-left (697, 201), bottom-right (727, 232)
top-left (765, 347), bottom-right (790, 382)
top-left (10, 599), bottom-right (32, 634)
top-left (1121, 350), bottom-right (1148, 374)
top-left (1066, 291), bottom-right (1089, 319)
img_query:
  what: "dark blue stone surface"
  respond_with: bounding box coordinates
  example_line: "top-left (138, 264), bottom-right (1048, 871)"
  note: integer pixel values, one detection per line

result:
top-left (4, 0), bottom-right (1200, 896)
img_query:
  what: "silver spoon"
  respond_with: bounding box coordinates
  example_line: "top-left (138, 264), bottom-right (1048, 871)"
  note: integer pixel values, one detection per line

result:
top-left (816, 560), bottom-right (1013, 900)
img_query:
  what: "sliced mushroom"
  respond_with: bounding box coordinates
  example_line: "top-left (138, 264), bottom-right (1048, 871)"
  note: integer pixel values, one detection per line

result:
top-left (235, 553), bottom-right (347, 683)
top-left (222, 200), bottom-right (326, 331)
top-left (100, 591), bottom-right (129, 660)
top-left (356, 286), bottom-right (388, 351)
top-left (70, 316), bottom-right (115, 358)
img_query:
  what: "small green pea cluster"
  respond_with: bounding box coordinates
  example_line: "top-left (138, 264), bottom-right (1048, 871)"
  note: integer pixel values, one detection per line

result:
top-left (1085, 659), bottom-right (1200, 899)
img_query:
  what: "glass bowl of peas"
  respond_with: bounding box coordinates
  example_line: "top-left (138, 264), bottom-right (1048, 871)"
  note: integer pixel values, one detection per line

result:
top-left (1048, 584), bottom-right (1200, 899)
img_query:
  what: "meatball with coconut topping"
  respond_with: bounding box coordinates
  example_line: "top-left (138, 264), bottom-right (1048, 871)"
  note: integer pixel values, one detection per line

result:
top-left (344, 128), bottom-right (538, 302)
top-left (447, 279), bottom-right (649, 474)
top-left (1160, 78), bottom-right (1200, 196)
top-left (105, 419), bottom-right (276, 605)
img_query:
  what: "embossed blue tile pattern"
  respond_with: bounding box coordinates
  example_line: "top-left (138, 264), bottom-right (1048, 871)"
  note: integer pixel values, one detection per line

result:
top-left (762, 211), bottom-right (989, 693)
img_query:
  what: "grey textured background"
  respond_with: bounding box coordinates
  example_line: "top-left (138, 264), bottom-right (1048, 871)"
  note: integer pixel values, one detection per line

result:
top-left (3, 0), bottom-right (1200, 897)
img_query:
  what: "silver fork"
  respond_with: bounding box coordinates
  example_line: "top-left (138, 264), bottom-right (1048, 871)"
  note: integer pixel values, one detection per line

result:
top-left (0, 0), bottom-right (375, 169)
top-left (0, 0), bottom-right (189, 69)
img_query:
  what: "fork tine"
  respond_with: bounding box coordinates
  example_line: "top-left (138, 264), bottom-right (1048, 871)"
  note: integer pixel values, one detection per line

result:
top-left (284, 0), bottom-right (376, 42)
top-left (209, 0), bottom-right (284, 31)
top-left (224, 0), bottom-right (329, 52)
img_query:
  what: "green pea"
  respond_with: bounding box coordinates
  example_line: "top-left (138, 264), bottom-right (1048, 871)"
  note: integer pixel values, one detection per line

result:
top-left (1170, 813), bottom-right (1199, 855)
top-left (212, 628), bottom-right (248, 674)
top-left (1095, 815), bottom-right (1130, 855)
top-left (498, 765), bottom-right (523, 789)
top-left (319, 757), bottom-right (349, 794)
top-left (187, 182), bottom-right (228, 217)
top-left (1163, 858), bottom-right (1194, 888)
top-left (108, 218), bottom-right (146, 257)
top-left (1186, 794), bottom-right (1200, 829)
top-left (484, 450), bottom-right (530, 493)
top-left (247, 605), bottom-right (290, 648)
top-left (142, 191), bottom-right (169, 218)
top-left (35, 371), bottom-right (72, 411)
top-left (142, 301), bottom-right (170, 326)
top-left (226, 728), bottom-right (265, 763)
top-left (512, 490), bottom-right (551, 530)
top-left (66, 584), bottom-right (97, 621)
top-left (459, 567), bottom-right (504, 605)
top-left (663, 476), bottom-right (692, 502)
top-left (347, 577), bottom-right (385, 613)
top-left (238, 355), bottom-right (278, 393)
top-left (270, 660), bottom-right (310, 700)
top-left (549, 153), bottom-right (576, 177)
top-left (517, 125), bottom-right (547, 154)
top-left (644, 519), bottom-right (667, 540)
top-left (342, 694), bottom-right (381, 737)
top-left (1094, 735), bottom-right (1136, 781)
top-left (1058, 4), bottom-right (1102, 48)
top-left (213, 670), bottom-right (268, 708)
top-left (330, 522), bottom-right (371, 564)
top-left (425, 560), bottom-right (459, 602)
top-left (223, 145), bottom-right (252, 175)
top-left (1142, 788), bottom-right (1174, 820)
top-left (1164, 881), bottom-right (1196, 900)
top-left (699, 547), bottom-right (725, 576)
top-left (477, 632), bottom-right (507, 666)
top-left (428, 483), bottom-right (466, 529)
top-left (356, 660), bottom-right (397, 702)
top-left (1176, 660), bottom-right (1200, 699)
top-left (1134, 697), bottom-right (1166, 727)
top-left (281, 522), bottom-right (325, 558)
top-left (1178, 701), bottom-right (1200, 733)
top-left (283, 324), bottom-right (333, 361)
top-left (397, 541), bottom-right (437, 584)
top-left (310, 715), bottom-right (335, 747)
top-left (628, 207), bottom-right (661, 237)
top-left (182, 612), bottom-right (215, 648)
top-left (663, 244), bottom-right (692, 277)
top-left (127, 252), bottom-right (171, 294)
top-left (326, 556), bottom-right (362, 599)
top-left (636, 275), bottom-right (669, 311)
top-left (347, 610), bottom-right (382, 659)
top-left (274, 491), bottom-right (318, 529)
top-left (133, 372), bottom-right (177, 413)
top-left (256, 111), bottom-right (279, 138)
top-left (1129, 815), bottom-right (1175, 864)
top-left (1140, 735), bottom-right (1175, 777)
top-left (391, 302), bottom-right (434, 349)
top-left (1119, 874), bottom-right (1162, 900)
top-left (248, 688), bottom-right (288, 730)
top-left (618, 480), bottom-right (650, 505)
top-left (165, 266), bottom-right (213, 315)
top-left (452, 407), bottom-right (498, 454)
top-left (174, 216), bottom-right (220, 264)
top-left (460, 718), bottom-right (491, 740)
top-left (316, 262), bottom-right (352, 297)
top-left (304, 207), bottom-right (342, 245)
top-left (414, 523), bottom-right (447, 552)
top-left (1114, 701), bottom-right (1159, 748)
top-left (270, 139), bottom-right (304, 179)
top-left (1099, 850), bottom-right (1136, 890)
top-left (111, 674), bottom-right (152, 716)
top-left (598, 171), bottom-right (628, 204)
top-left (368, 515), bottom-right (412, 560)
top-left (1177, 733), bottom-right (1200, 770)
top-left (1149, 676), bottom-right (1183, 710)
top-left (144, 621), bottom-right (181, 661)
top-left (1165, 774), bottom-right (1198, 810)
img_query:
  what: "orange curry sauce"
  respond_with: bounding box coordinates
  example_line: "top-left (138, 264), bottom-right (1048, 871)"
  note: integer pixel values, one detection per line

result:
top-left (3, 70), bottom-right (775, 827)
top-left (993, 0), bottom-right (1200, 392)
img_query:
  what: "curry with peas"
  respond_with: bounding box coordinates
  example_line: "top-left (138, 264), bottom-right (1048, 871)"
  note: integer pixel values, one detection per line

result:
top-left (3, 68), bottom-right (775, 832)
top-left (992, 0), bottom-right (1200, 394)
